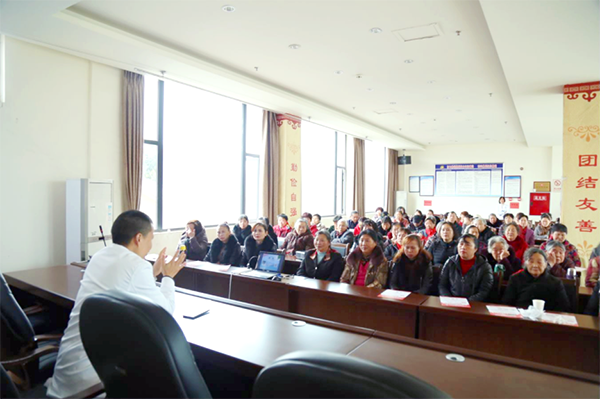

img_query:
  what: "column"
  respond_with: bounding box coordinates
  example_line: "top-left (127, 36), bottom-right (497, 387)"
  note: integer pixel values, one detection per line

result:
top-left (277, 114), bottom-right (302, 226)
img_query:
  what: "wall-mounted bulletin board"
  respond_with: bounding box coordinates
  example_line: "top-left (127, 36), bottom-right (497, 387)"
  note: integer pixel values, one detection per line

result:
top-left (420, 176), bottom-right (435, 197)
top-left (504, 175), bottom-right (522, 198)
top-left (435, 163), bottom-right (503, 196)
top-left (409, 176), bottom-right (420, 193)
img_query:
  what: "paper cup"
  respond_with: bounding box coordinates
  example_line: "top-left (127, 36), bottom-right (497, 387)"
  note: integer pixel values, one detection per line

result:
top-left (533, 300), bottom-right (545, 311)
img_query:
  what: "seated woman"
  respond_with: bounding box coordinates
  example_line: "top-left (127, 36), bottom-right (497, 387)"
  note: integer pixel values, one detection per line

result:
top-left (389, 234), bottom-right (433, 294)
top-left (481, 236), bottom-right (522, 279)
top-left (258, 216), bottom-right (278, 244)
top-left (297, 231), bottom-right (344, 281)
top-left (502, 248), bottom-right (570, 312)
top-left (408, 215), bottom-right (424, 233)
top-left (332, 219), bottom-right (354, 245)
top-left (352, 219), bottom-right (386, 251)
top-left (378, 216), bottom-right (393, 238)
top-left (311, 214), bottom-right (327, 233)
top-left (373, 207), bottom-right (385, 224)
top-left (418, 216), bottom-right (437, 243)
top-left (204, 223), bottom-right (242, 266)
top-left (353, 217), bottom-right (367, 236)
top-left (385, 225), bottom-right (410, 261)
top-left (464, 224), bottom-right (488, 254)
top-left (329, 215), bottom-right (343, 234)
top-left (545, 240), bottom-right (575, 278)
top-left (586, 254), bottom-right (599, 288)
top-left (340, 230), bottom-right (389, 288)
top-left (439, 234), bottom-right (493, 302)
top-left (179, 220), bottom-right (208, 261)
top-left (302, 212), bottom-right (318, 236)
top-left (474, 218), bottom-right (495, 244)
top-left (517, 215), bottom-right (535, 247)
top-left (499, 213), bottom-right (514, 236)
top-left (503, 222), bottom-right (528, 262)
top-left (233, 215), bottom-right (252, 245)
top-left (274, 213), bottom-right (293, 238)
top-left (534, 213), bottom-right (552, 241)
top-left (539, 224), bottom-right (581, 267)
top-left (445, 212), bottom-right (463, 240)
top-left (281, 218), bottom-right (315, 254)
top-left (425, 222), bottom-right (457, 267)
top-left (242, 222), bottom-right (277, 266)
top-left (460, 215), bottom-right (474, 234)
top-left (498, 196), bottom-right (508, 219)
top-left (487, 213), bottom-right (503, 234)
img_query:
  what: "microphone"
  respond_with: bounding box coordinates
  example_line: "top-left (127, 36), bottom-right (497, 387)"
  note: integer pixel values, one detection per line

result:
top-left (99, 225), bottom-right (107, 247)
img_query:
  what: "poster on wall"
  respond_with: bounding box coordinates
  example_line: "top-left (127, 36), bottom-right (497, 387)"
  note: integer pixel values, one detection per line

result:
top-left (530, 193), bottom-right (550, 216)
top-left (504, 176), bottom-right (521, 198)
top-left (420, 176), bottom-right (434, 197)
top-left (434, 163), bottom-right (503, 196)
top-left (409, 176), bottom-right (420, 193)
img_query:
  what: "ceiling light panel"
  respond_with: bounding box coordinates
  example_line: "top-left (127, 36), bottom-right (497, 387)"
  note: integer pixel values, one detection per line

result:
top-left (393, 23), bottom-right (443, 42)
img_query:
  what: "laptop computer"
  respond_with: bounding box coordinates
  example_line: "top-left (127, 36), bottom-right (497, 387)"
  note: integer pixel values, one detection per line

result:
top-left (244, 252), bottom-right (285, 279)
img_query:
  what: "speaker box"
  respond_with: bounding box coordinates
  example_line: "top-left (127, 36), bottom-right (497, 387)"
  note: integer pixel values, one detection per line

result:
top-left (397, 155), bottom-right (412, 165)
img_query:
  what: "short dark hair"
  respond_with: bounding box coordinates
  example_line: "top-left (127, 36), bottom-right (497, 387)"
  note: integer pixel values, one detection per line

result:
top-left (302, 212), bottom-right (313, 220)
top-left (363, 219), bottom-right (378, 231)
top-left (519, 214), bottom-right (529, 221)
top-left (357, 229), bottom-right (379, 245)
top-left (333, 215), bottom-right (343, 223)
top-left (504, 213), bottom-right (514, 219)
top-left (550, 223), bottom-right (568, 234)
top-left (376, 207), bottom-right (384, 212)
top-left (278, 213), bottom-right (288, 221)
top-left (313, 214), bottom-right (321, 221)
top-left (111, 210), bottom-right (153, 246)
top-left (459, 233), bottom-right (478, 250)
top-left (239, 215), bottom-right (249, 222)
top-left (381, 216), bottom-right (393, 226)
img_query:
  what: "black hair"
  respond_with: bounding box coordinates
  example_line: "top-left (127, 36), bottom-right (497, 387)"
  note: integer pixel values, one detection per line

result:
top-left (550, 223), bottom-right (568, 234)
top-left (357, 229), bottom-right (379, 245)
top-left (278, 213), bottom-right (288, 221)
top-left (111, 210), bottom-right (153, 246)
top-left (314, 214), bottom-right (321, 221)
top-left (499, 196), bottom-right (506, 203)
top-left (504, 213), bottom-right (514, 219)
top-left (376, 207), bottom-right (384, 212)
top-left (459, 233), bottom-right (479, 250)
top-left (315, 230), bottom-right (332, 243)
top-left (381, 216), bottom-right (393, 226)
top-left (363, 219), bottom-right (378, 230)
top-left (333, 215), bottom-right (343, 223)
top-left (239, 215), bottom-right (249, 222)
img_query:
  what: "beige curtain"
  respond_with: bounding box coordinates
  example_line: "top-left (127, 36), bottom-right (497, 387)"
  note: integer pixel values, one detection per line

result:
top-left (262, 110), bottom-right (280, 222)
top-left (353, 138), bottom-right (365, 216)
top-left (386, 148), bottom-right (399, 214)
top-left (123, 71), bottom-right (144, 211)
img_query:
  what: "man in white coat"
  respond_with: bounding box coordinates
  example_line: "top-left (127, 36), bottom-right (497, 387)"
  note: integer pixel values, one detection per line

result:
top-left (46, 210), bottom-right (186, 398)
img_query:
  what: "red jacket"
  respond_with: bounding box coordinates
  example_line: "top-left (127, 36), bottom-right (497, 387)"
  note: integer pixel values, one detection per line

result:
top-left (310, 224), bottom-right (318, 236)
top-left (273, 224), bottom-right (292, 238)
top-left (504, 235), bottom-right (528, 262)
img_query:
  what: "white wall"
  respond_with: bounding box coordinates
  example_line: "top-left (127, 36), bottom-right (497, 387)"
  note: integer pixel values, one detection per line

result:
top-left (0, 38), bottom-right (124, 272)
top-left (402, 143), bottom-right (559, 221)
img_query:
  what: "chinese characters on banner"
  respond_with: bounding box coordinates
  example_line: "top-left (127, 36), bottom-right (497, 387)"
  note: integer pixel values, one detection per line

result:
top-left (563, 82), bottom-right (600, 267)
top-left (277, 114), bottom-right (302, 226)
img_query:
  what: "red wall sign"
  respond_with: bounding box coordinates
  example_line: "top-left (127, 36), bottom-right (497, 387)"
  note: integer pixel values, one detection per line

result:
top-left (530, 193), bottom-right (550, 216)
top-left (510, 202), bottom-right (520, 209)
top-left (424, 200), bottom-right (432, 206)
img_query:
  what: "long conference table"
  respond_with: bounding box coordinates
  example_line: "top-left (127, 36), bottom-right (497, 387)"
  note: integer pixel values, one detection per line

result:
top-left (4, 265), bottom-right (600, 398)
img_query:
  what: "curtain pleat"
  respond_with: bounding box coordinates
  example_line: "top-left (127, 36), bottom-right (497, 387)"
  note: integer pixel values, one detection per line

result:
top-left (386, 148), bottom-right (399, 214)
top-left (123, 71), bottom-right (144, 211)
top-left (353, 138), bottom-right (365, 216)
top-left (261, 110), bottom-right (280, 222)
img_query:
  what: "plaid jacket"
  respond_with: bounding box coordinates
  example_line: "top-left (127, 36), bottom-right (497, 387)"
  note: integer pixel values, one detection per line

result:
top-left (540, 239), bottom-right (581, 268)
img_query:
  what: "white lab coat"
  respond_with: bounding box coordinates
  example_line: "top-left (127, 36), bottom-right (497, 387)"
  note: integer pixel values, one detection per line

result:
top-left (46, 244), bottom-right (175, 398)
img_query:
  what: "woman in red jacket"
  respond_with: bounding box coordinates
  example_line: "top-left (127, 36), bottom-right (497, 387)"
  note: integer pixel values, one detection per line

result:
top-left (503, 222), bottom-right (528, 262)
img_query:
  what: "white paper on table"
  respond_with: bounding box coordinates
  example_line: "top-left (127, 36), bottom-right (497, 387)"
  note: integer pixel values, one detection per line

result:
top-left (439, 296), bottom-right (471, 308)
top-left (199, 263), bottom-right (230, 272)
top-left (541, 313), bottom-right (579, 326)
top-left (378, 290), bottom-right (411, 300)
top-left (486, 306), bottom-right (522, 318)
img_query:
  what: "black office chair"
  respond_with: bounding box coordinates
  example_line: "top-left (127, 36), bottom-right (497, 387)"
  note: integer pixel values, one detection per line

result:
top-left (559, 276), bottom-right (580, 313)
top-left (79, 290), bottom-right (212, 399)
top-left (0, 274), bottom-right (60, 390)
top-left (252, 351), bottom-right (451, 398)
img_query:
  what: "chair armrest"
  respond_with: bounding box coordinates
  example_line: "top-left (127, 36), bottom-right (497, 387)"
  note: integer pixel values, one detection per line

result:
top-left (66, 382), bottom-right (105, 399)
top-left (23, 304), bottom-right (47, 316)
top-left (35, 334), bottom-right (63, 342)
top-left (1, 345), bottom-right (59, 367)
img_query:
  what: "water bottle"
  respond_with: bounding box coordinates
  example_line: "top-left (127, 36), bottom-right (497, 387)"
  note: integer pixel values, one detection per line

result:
top-left (494, 264), bottom-right (505, 273)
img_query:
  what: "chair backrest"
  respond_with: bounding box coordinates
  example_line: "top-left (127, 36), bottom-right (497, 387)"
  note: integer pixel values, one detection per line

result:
top-left (489, 270), bottom-right (504, 303)
top-left (0, 274), bottom-right (36, 358)
top-left (1, 364), bottom-right (20, 399)
top-left (430, 266), bottom-right (442, 296)
top-left (558, 276), bottom-right (580, 313)
top-left (331, 243), bottom-right (350, 258)
top-left (80, 290), bottom-right (211, 399)
top-left (252, 351), bottom-right (450, 398)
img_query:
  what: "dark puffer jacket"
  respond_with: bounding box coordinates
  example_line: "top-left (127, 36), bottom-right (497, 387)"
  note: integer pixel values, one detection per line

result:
top-left (439, 254), bottom-right (493, 302)
top-left (389, 252), bottom-right (433, 294)
top-left (233, 225), bottom-right (252, 247)
top-left (425, 238), bottom-right (458, 266)
top-left (502, 269), bottom-right (570, 312)
top-left (204, 236), bottom-right (242, 266)
top-left (332, 229), bottom-right (354, 245)
top-left (242, 235), bottom-right (277, 266)
top-left (296, 249), bottom-right (345, 281)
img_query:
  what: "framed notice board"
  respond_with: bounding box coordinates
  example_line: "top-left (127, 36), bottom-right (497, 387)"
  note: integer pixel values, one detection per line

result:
top-left (504, 175), bottom-right (522, 198)
top-left (435, 163), bottom-right (503, 197)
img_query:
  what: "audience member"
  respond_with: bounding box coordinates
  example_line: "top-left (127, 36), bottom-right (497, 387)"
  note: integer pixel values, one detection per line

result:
top-left (502, 248), bottom-right (570, 312)
top-left (534, 213), bottom-right (552, 241)
top-left (282, 218), bottom-right (315, 254)
top-left (461, 215), bottom-right (474, 233)
top-left (242, 222), bottom-right (277, 265)
top-left (487, 213), bottom-right (502, 233)
top-left (409, 215), bottom-right (424, 233)
top-left (384, 225), bottom-right (409, 261)
top-left (500, 213), bottom-right (514, 236)
top-left (348, 210), bottom-right (360, 229)
top-left (311, 213), bottom-right (327, 233)
top-left (418, 216), bottom-right (437, 243)
top-left (179, 220), bottom-right (209, 261)
top-left (465, 224), bottom-right (487, 254)
top-left (517, 214), bottom-right (535, 247)
top-left (205, 223), bottom-right (242, 265)
top-left (378, 216), bottom-right (393, 238)
top-left (329, 215), bottom-right (343, 234)
top-left (539, 224), bottom-right (581, 267)
top-left (233, 215), bottom-right (252, 246)
top-left (340, 230), bottom-right (388, 288)
top-left (373, 207), bottom-right (384, 223)
top-left (258, 216), bottom-right (278, 244)
top-left (586, 253), bottom-right (599, 288)
top-left (274, 213), bottom-right (293, 238)
top-left (474, 217), bottom-right (495, 244)
top-left (331, 219), bottom-right (354, 245)
top-left (389, 234), bottom-right (433, 294)
top-left (302, 212), bottom-right (317, 235)
top-left (446, 211), bottom-right (463, 240)
top-left (439, 234), bottom-right (493, 302)
top-left (296, 231), bottom-right (344, 281)
top-left (425, 222), bottom-right (458, 267)
top-left (545, 240), bottom-right (575, 278)
top-left (481, 236), bottom-right (522, 279)
top-left (353, 216), bottom-right (367, 236)
top-left (503, 222), bottom-right (528, 262)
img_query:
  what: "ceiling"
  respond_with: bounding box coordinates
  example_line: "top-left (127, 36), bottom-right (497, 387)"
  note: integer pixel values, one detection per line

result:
top-left (1, 0), bottom-right (598, 150)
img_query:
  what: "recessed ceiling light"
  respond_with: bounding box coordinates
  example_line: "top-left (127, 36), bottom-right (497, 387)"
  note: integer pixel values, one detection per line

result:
top-left (456, 109), bottom-right (462, 112)
top-left (427, 80), bottom-right (436, 84)
top-left (370, 27), bottom-right (383, 34)
top-left (366, 88), bottom-right (373, 92)
top-left (444, 96), bottom-right (451, 100)
top-left (390, 102), bottom-right (396, 105)
top-left (222, 5), bottom-right (236, 12)
top-left (288, 44), bottom-right (301, 50)
top-left (407, 113), bottom-right (413, 116)
top-left (334, 70), bottom-right (343, 75)
top-left (404, 59), bottom-right (414, 64)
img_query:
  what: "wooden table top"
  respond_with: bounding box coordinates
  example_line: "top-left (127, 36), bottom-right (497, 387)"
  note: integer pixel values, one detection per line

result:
top-left (5, 265), bottom-right (83, 307)
top-left (419, 296), bottom-right (600, 335)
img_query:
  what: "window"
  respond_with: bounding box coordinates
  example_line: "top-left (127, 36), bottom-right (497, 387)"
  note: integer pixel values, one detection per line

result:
top-left (140, 76), bottom-right (262, 230)
top-left (364, 140), bottom-right (387, 212)
top-left (301, 122), bottom-right (347, 216)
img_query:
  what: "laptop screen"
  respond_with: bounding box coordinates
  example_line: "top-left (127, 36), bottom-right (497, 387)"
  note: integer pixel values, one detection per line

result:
top-left (256, 252), bottom-right (285, 273)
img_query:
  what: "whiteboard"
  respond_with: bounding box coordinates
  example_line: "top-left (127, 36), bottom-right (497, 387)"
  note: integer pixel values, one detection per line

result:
top-left (435, 163), bottom-right (503, 197)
